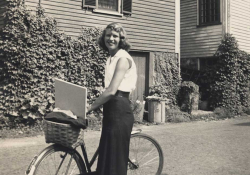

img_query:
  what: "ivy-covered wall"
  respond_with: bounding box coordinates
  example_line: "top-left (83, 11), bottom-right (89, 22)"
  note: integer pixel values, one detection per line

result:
top-left (0, 1), bottom-right (108, 128)
top-left (150, 52), bottom-right (181, 106)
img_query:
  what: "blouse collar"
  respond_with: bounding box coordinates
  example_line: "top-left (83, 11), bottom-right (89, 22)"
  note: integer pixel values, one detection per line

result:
top-left (109, 49), bottom-right (123, 64)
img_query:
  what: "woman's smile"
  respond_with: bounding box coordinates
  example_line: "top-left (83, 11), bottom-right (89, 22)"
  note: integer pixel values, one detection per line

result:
top-left (104, 29), bottom-right (120, 56)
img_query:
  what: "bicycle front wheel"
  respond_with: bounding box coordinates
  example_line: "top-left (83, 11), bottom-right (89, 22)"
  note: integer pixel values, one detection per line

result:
top-left (32, 144), bottom-right (86, 175)
top-left (128, 133), bottom-right (164, 175)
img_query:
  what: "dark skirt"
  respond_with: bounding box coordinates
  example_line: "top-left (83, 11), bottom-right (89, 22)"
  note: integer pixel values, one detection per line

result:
top-left (96, 96), bottom-right (134, 175)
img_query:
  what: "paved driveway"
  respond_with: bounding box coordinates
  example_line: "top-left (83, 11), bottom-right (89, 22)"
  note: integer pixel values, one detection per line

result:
top-left (1, 116), bottom-right (250, 175)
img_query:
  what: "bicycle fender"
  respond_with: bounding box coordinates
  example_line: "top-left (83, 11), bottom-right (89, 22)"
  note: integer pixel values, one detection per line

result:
top-left (25, 155), bottom-right (38, 175)
top-left (25, 144), bottom-right (58, 175)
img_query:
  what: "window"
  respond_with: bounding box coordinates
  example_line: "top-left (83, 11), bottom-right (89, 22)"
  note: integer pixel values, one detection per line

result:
top-left (199, 57), bottom-right (218, 70)
top-left (99, 0), bottom-right (118, 11)
top-left (198, 0), bottom-right (220, 26)
top-left (82, 0), bottom-right (132, 15)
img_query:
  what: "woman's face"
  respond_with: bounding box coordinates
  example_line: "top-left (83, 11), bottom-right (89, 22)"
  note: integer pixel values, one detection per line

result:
top-left (104, 28), bottom-right (120, 55)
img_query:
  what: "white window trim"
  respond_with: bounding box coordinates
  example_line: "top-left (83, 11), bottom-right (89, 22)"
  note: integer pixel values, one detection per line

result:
top-left (93, 9), bottom-right (123, 16)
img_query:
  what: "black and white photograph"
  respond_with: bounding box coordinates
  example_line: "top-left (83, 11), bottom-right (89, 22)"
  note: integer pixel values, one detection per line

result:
top-left (0, 0), bottom-right (250, 175)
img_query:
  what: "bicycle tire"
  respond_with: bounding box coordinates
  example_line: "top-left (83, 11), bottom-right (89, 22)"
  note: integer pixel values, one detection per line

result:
top-left (128, 133), bottom-right (164, 175)
top-left (31, 144), bottom-right (87, 175)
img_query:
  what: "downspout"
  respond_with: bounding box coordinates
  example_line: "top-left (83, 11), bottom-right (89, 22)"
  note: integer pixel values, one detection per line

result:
top-left (175, 0), bottom-right (180, 75)
top-left (225, 0), bottom-right (229, 34)
top-left (222, 0), bottom-right (228, 36)
top-left (227, 0), bottom-right (230, 34)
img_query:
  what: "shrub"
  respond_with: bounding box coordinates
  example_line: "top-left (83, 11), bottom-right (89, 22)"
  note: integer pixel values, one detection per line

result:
top-left (208, 34), bottom-right (250, 114)
top-left (190, 111), bottom-right (215, 121)
top-left (165, 106), bottom-right (238, 123)
top-left (242, 107), bottom-right (250, 115)
top-left (165, 107), bottom-right (191, 123)
top-left (213, 107), bottom-right (235, 119)
top-left (177, 81), bottom-right (199, 114)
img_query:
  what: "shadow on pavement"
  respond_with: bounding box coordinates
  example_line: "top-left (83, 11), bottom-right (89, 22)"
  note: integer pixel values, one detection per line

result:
top-left (234, 122), bottom-right (250, 126)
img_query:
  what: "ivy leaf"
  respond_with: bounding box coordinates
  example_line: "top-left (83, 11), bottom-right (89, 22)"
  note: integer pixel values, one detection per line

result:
top-left (29, 98), bottom-right (35, 106)
top-left (20, 104), bottom-right (30, 110)
top-left (28, 112), bottom-right (37, 119)
top-left (8, 110), bottom-right (19, 117)
top-left (38, 106), bottom-right (46, 115)
top-left (48, 96), bottom-right (54, 104)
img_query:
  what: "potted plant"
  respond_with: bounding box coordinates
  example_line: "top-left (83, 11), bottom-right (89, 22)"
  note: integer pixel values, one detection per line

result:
top-left (130, 98), bottom-right (145, 123)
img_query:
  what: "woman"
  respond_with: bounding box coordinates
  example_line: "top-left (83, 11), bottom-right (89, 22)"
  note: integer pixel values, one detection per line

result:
top-left (87, 22), bottom-right (137, 175)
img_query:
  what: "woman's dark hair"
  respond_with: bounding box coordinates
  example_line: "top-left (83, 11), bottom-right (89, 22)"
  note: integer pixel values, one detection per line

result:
top-left (98, 22), bottom-right (131, 52)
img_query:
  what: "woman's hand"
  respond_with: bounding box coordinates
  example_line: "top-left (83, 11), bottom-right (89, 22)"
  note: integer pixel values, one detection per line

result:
top-left (86, 103), bottom-right (92, 114)
top-left (86, 110), bottom-right (102, 121)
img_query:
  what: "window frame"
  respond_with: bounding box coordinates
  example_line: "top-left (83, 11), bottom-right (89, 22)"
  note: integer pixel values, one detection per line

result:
top-left (82, 0), bottom-right (132, 16)
top-left (197, 0), bottom-right (221, 27)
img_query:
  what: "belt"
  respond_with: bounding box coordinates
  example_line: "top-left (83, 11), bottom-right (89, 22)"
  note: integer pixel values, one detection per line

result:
top-left (115, 90), bottom-right (130, 98)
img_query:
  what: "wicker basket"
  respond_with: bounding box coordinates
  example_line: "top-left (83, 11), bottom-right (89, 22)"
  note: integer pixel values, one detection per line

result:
top-left (43, 120), bottom-right (85, 149)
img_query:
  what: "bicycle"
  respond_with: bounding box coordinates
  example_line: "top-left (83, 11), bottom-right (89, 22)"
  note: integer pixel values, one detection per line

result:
top-left (26, 120), bottom-right (164, 175)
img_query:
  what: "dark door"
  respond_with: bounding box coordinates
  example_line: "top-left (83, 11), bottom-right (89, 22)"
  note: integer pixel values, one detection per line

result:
top-left (129, 51), bottom-right (149, 102)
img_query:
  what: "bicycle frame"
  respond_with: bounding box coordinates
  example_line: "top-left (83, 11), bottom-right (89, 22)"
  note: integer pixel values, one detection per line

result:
top-left (79, 128), bottom-right (142, 173)
top-left (80, 142), bottom-right (99, 173)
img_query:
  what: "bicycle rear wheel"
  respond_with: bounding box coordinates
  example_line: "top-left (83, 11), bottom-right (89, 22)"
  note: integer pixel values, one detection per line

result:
top-left (32, 144), bottom-right (86, 175)
top-left (128, 133), bottom-right (164, 175)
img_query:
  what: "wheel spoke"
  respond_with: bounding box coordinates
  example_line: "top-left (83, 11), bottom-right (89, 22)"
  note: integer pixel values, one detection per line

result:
top-left (140, 158), bottom-right (159, 167)
top-left (128, 134), bottom-right (163, 175)
top-left (137, 146), bottom-right (157, 162)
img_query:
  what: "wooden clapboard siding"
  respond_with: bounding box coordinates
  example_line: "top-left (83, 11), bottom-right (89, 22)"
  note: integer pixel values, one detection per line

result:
top-left (0, 0), bottom-right (8, 29)
top-left (180, 0), bottom-right (223, 59)
top-left (25, 0), bottom-right (176, 52)
top-left (229, 0), bottom-right (250, 53)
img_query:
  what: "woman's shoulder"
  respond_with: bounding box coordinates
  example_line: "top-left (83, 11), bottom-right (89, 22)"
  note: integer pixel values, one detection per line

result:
top-left (116, 49), bottom-right (132, 59)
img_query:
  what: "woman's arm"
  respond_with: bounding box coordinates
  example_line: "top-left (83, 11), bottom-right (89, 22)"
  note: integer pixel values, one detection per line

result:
top-left (87, 57), bottom-right (130, 113)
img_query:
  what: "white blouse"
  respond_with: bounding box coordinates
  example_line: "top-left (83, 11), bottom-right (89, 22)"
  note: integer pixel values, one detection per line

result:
top-left (104, 49), bottom-right (137, 92)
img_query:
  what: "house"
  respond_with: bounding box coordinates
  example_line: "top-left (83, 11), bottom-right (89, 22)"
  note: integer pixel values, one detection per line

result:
top-left (180, 0), bottom-right (250, 71)
top-left (0, 0), bottom-right (180, 102)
